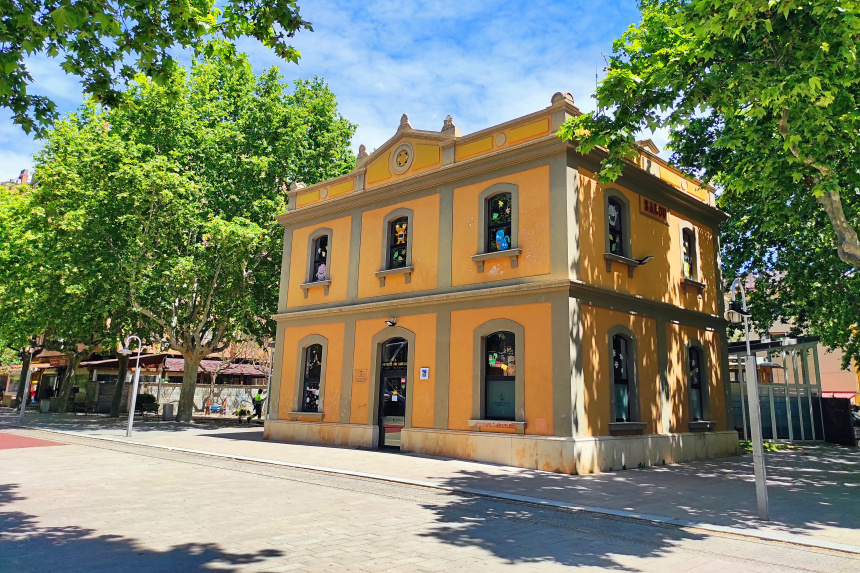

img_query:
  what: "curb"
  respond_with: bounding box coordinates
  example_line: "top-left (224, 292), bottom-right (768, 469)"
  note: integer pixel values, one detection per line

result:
top-left (16, 424), bottom-right (860, 556)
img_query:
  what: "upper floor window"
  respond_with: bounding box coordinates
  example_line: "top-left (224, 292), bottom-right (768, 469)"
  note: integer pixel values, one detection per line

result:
top-left (682, 228), bottom-right (696, 280)
top-left (607, 197), bottom-right (625, 257)
top-left (388, 216), bottom-right (409, 269)
top-left (302, 343), bottom-right (323, 412)
top-left (486, 192), bottom-right (513, 253)
top-left (688, 346), bottom-right (704, 421)
top-left (311, 235), bottom-right (328, 283)
top-left (612, 334), bottom-right (632, 422)
top-left (485, 331), bottom-right (516, 421)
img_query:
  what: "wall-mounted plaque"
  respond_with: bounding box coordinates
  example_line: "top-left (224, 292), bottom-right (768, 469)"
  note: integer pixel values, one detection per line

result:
top-left (640, 196), bottom-right (669, 224)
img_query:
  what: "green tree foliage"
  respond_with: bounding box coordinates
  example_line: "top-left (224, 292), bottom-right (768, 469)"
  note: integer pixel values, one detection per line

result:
top-left (559, 0), bottom-right (860, 362)
top-left (0, 0), bottom-right (310, 134)
top-left (25, 55), bottom-right (355, 421)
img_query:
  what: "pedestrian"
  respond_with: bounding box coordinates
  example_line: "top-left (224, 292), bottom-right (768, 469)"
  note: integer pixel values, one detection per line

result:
top-left (248, 389), bottom-right (264, 422)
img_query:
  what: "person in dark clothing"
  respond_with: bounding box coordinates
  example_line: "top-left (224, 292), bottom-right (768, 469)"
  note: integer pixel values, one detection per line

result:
top-left (248, 389), bottom-right (265, 422)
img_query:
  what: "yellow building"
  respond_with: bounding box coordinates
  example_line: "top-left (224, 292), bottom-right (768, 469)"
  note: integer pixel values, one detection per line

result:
top-left (265, 93), bottom-right (738, 474)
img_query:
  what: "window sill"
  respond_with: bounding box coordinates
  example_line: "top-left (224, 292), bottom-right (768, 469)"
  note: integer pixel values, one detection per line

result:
top-left (604, 253), bottom-right (639, 278)
top-left (286, 411), bottom-right (324, 421)
top-left (468, 419), bottom-right (526, 434)
top-left (472, 248), bottom-right (522, 273)
top-left (375, 266), bottom-right (414, 286)
top-left (681, 277), bottom-right (706, 296)
top-left (688, 420), bottom-right (716, 432)
top-left (299, 279), bottom-right (331, 298)
top-left (608, 421), bottom-right (647, 435)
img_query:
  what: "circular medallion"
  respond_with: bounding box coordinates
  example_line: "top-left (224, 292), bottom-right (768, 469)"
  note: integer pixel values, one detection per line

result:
top-left (495, 133), bottom-right (507, 147)
top-left (391, 142), bottom-right (414, 174)
top-left (320, 188), bottom-right (329, 199)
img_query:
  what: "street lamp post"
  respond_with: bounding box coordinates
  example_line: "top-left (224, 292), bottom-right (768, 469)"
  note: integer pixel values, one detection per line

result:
top-left (119, 335), bottom-right (143, 437)
top-left (17, 347), bottom-right (35, 425)
top-left (729, 278), bottom-right (769, 520)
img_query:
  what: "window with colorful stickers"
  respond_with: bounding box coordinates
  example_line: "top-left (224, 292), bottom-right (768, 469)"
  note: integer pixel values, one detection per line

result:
top-left (688, 346), bottom-right (704, 421)
top-left (388, 216), bottom-right (409, 269)
top-left (607, 197), bottom-right (625, 257)
top-left (486, 193), bottom-right (512, 253)
top-left (302, 344), bottom-right (323, 412)
top-left (312, 235), bottom-right (328, 282)
top-left (485, 331), bottom-right (516, 420)
top-left (612, 334), bottom-right (631, 422)
top-left (682, 228), bottom-right (695, 280)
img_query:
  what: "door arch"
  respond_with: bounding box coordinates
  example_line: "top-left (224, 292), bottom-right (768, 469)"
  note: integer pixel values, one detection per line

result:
top-left (369, 326), bottom-right (416, 448)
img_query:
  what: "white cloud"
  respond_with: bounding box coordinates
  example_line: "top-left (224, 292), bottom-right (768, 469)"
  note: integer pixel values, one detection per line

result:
top-left (2, 1), bottom-right (664, 168)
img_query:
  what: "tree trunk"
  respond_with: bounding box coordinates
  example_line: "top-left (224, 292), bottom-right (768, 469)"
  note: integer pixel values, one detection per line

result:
top-left (177, 354), bottom-right (203, 422)
top-left (14, 351), bottom-right (31, 409)
top-left (56, 356), bottom-right (82, 413)
top-left (110, 353), bottom-right (130, 417)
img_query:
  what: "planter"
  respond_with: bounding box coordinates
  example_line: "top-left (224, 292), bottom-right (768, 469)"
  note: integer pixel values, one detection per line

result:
top-left (40, 399), bottom-right (51, 413)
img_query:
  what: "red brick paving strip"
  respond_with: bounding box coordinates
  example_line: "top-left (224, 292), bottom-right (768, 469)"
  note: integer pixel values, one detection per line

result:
top-left (0, 431), bottom-right (65, 450)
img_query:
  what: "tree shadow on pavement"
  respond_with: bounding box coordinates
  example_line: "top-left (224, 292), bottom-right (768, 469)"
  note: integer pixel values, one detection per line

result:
top-left (417, 483), bottom-right (705, 570)
top-left (0, 483), bottom-right (283, 573)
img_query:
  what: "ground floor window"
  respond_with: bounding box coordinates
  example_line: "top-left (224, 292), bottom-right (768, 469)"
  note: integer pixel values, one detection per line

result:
top-left (484, 331), bottom-right (516, 421)
top-left (302, 344), bottom-right (323, 412)
top-left (612, 334), bottom-right (631, 422)
top-left (688, 346), bottom-right (704, 421)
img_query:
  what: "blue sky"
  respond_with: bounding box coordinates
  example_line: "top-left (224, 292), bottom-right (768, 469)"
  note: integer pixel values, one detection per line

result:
top-left (1, 0), bottom-right (651, 179)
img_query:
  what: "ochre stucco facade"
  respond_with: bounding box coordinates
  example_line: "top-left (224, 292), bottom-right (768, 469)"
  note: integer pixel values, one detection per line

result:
top-left (265, 93), bottom-right (738, 474)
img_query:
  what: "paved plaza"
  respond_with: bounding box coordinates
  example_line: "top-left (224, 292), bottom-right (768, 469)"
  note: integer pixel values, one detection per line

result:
top-left (0, 411), bottom-right (859, 571)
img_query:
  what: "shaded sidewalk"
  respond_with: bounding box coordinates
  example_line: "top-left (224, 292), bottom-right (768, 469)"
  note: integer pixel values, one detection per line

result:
top-left (5, 410), bottom-right (860, 554)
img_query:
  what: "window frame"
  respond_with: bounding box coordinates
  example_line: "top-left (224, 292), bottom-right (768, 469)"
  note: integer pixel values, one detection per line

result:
top-left (375, 208), bottom-right (415, 286)
top-left (679, 222), bottom-right (705, 295)
top-left (301, 228), bottom-right (333, 297)
top-left (289, 334), bottom-right (328, 420)
top-left (606, 325), bottom-right (644, 433)
top-left (603, 189), bottom-right (639, 277)
top-left (684, 339), bottom-right (712, 427)
top-left (470, 319), bottom-right (526, 432)
top-left (471, 183), bottom-right (522, 273)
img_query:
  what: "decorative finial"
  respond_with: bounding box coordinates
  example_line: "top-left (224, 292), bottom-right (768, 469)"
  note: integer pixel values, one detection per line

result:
top-left (551, 92), bottom-right (575, 105)
top-left (288, 181), bottom-right (306, 192)
top-left (356, 144), bottom-right (370, 167)
top-left (441, 115), bottom-right (455, 132)
top-left (398, 114), bottom-right (413, 131)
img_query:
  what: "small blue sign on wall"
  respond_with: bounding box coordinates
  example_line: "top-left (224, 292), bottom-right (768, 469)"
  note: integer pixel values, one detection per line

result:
top-left (419, 367), bottom-right (430, 380)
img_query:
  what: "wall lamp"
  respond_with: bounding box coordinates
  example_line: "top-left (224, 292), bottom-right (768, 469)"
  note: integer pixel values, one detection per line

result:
top-left (384, 318), bottom-right (397, 327)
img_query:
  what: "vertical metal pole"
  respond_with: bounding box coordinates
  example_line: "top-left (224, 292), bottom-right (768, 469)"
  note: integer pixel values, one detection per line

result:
top-left (126, 348), bottom-right (142, 437)
top-left (18, 355), bottom-right (33, 425)
top-left (812, 347), bottom-right (825, 441)
top-left (801, 347), bottom-right (815, 441)
top-left (781, 350), bottom-right (793, 441)
top-left (738, 360), bottom-right (749, 441)
top-left (791, 350), bottom-right (804, 441)
top-left (745, 354), bottom-right (769, 520)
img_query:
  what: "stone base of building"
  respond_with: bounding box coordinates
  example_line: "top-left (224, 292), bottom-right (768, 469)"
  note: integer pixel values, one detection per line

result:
top-left (401, 428), bottom-right (739, 474)
top-left (264, 420), bottom-right (739, 474)
top-left (264, 419), bottom-right (377, 448)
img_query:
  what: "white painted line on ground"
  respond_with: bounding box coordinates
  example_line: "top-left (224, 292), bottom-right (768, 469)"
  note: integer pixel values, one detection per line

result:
top-left (18, 424), bottom-right (860, 556)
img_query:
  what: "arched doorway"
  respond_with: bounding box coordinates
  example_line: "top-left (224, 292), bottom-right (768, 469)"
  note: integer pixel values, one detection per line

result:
top-left (378, 337), bottom-right (408, 448)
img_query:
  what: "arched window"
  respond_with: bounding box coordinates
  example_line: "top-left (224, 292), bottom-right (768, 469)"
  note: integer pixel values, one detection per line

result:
top-left (486, 192), bottom-right (513, 253)
top-left (302, 343), bottom-right (323, 412)
top-left (484, 331), bottom-right (516, 421)
top-left (688, 346), bottom-right (704, 421)
top-left (311, 235), bottom-right (328, 283)
top-left (682, 228), bottom-right (696, 280)
top-left (387, 216), bottom-right (409, 269)
top-left (611, 334), bottom-right (632, 422)
top-left (607, 197), bottom-right (625, 257)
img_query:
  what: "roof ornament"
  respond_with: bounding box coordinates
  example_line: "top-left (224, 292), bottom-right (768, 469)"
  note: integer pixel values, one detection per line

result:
top-left (398, 113), bottom-right (413, 132)
top-left (356, 144), bottom-right (370, 167)
top-left (551, 92), bottom-right (575, 105)
top-left (441, 115), bottom-right (455, 132)
top-left (288, 181), bottom-right (306, 192)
